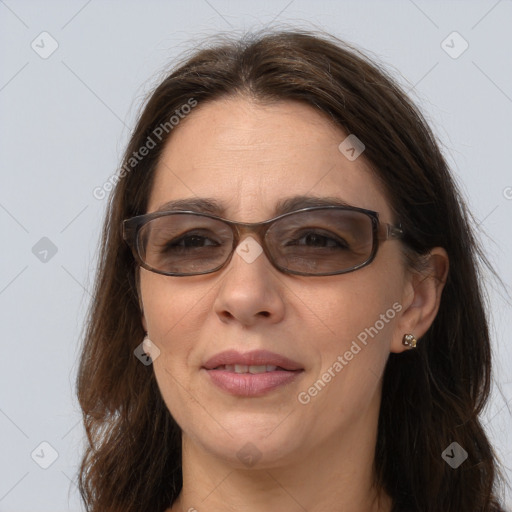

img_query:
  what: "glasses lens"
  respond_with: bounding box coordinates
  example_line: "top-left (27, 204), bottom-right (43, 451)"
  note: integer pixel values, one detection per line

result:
top-left (138, 214), bottom-right (233, 275)
top-left (267, 209), bottom-right (375, 274)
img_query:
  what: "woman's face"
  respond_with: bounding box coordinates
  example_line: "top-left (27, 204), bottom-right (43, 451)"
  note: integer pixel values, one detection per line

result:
top-left (140, 97), bottom-right (411, 467)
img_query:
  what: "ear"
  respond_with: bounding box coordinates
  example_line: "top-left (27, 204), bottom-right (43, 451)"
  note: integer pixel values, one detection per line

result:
top-left (390, 247), bottom-right (449, 353)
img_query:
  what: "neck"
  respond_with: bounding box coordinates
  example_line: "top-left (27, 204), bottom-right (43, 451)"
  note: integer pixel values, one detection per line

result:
top-left (170, 392), bottom-right (392, 512)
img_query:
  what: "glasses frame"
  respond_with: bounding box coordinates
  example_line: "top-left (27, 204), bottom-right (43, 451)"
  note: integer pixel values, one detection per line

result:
top-left (122, 205), bottom-right (404, 277)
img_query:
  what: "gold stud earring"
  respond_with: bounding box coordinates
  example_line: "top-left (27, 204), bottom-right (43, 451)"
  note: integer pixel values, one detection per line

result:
top-left (402, 334), bottom-right (417, 348)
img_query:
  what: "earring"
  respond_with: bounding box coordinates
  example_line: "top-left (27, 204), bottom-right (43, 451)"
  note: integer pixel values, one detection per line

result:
top-left (402, 333), bottom-right (417, 348)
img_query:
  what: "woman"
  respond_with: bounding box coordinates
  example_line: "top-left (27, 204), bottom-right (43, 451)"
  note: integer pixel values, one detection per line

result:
top-left (77, 30), bottom-right (507, 511)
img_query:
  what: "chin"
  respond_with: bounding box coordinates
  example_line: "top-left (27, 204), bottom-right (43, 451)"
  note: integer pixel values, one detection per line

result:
top-left (183, 413), bottom-right (305, 468)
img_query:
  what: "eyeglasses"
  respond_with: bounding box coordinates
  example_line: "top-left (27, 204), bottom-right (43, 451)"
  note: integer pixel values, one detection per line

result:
top-left (122, 206), bottom-right (404, 277)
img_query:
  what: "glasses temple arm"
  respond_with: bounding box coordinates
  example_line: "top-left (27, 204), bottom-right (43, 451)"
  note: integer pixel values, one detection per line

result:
top-left (382, 223), bottom-right (404, 240)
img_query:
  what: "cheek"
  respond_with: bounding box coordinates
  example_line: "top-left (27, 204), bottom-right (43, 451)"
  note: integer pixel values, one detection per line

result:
top-left (294, 281), bottom-right (400, 433)
top-left (140, 273), bottom-right (194, 378)
top-left (140, 271), bottom-right (210, 341)
top-left (305, 270), bottom-right (403, 388)
top-left (307, 271), bottom-right (401, 348)
top-left (139, 272), bottom-right (214, 416)
top-left (139, 274), bottom-right (194, 428)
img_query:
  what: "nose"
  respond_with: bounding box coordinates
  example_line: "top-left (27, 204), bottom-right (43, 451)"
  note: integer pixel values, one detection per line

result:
top-left (213, 235), bottom-right (286, 327)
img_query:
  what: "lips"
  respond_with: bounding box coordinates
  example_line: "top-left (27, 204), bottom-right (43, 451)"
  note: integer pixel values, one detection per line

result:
top-left (202, 350), bottom-right (304, 396)
top-left (202, 350), bottom-right (303, 372)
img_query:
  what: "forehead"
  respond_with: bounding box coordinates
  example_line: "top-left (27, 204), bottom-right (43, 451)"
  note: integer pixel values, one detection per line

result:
top-left (147, 97), bottom-right (392, 222)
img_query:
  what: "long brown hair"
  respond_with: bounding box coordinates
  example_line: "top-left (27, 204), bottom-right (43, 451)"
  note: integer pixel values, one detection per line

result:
top-left (77, 30), bottom-right (507, 511)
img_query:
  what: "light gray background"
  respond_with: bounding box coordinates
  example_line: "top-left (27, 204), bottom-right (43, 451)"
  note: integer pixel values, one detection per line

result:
top-left (1, 1), bottom-right (511, 510)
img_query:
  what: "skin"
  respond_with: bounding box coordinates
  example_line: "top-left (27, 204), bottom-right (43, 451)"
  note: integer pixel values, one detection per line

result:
top-left (139, 97), bottom-right (449, 512)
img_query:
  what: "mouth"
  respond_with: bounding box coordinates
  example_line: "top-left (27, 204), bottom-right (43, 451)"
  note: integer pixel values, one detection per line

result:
top-left (202, 350), bottom-right (304, 396)
top-left (212, 364), bottom-right (287, 373)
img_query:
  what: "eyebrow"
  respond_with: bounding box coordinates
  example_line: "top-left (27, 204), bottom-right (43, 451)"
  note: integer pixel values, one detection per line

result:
top-left (153, 195), bottom-right (354, 218)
